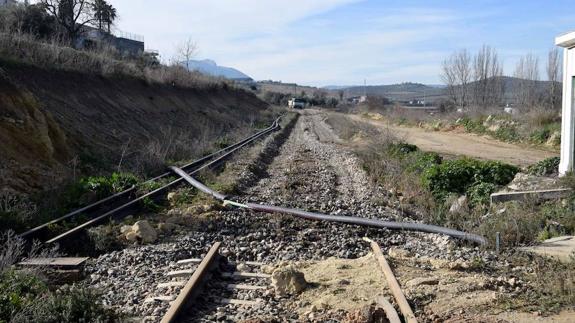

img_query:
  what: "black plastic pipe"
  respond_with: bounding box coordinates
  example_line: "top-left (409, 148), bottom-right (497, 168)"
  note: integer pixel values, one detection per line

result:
top-left (170, 166), bottom-right (487, 245)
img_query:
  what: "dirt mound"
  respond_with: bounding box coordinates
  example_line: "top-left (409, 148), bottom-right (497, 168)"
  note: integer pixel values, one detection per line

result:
top-left (0, 61), bottom-right (269, 193)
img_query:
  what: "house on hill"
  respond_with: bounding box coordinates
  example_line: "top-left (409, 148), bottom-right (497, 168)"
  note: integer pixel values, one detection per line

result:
top-left (77, 26), bottom-right (145, 57)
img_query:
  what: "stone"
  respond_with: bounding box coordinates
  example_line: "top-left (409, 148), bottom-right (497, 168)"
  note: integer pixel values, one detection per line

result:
top-left (271, 265), bottom-right (307, 296)
top-left (406, 277), bottom-right (439, 288)
top-left (125, 231), bottom-right (138, 242)
top-left (507, 173), bottom-right (558, 191)
top-left (388, 247), bottom-right (413, 259)
top-left (261, 265), bottom-right (275, 274)
top-left (132, 220), bottom-right (157, 243)
top-left (167, 192), bottom-right (177, 202)
top-left (120, 225), bottom-right (133, 234)
top-left (157, 222), bottom-right (176, 233)
top-left (449, 195), bottom-right (468, 214)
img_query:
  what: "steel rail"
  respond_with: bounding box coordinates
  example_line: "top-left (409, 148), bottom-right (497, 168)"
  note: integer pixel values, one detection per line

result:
top-left (160, 242), bottom-right (221, 323)
top-left (20, 118), bottom-right (279, 240)
top-left (45, 120), bottom-right (280, 244)
top-left (170, 167), bottom-right (488, 245)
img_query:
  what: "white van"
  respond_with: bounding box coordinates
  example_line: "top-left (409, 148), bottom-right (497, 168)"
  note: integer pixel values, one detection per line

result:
top-left (288, 98), bottom-right (305, 109)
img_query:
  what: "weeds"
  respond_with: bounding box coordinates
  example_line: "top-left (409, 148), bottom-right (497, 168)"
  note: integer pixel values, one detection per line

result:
top-left (0, 32), bottom-right (229, 90)
top-left (527, 156), bottom-right (560, 176)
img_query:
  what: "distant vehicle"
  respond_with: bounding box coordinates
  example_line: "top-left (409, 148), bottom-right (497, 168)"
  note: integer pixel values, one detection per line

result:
top-left (288, 98), bottom-right (305, 109)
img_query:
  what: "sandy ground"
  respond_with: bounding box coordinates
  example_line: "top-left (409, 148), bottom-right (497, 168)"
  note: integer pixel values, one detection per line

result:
top-left (520, 236), bottom-right (575, 263)
top-left (348, 114), bottom-right (558, 167)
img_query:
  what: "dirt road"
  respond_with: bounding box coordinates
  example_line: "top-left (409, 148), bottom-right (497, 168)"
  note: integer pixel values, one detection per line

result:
top-left (349, 114), bottom-right (558, 167)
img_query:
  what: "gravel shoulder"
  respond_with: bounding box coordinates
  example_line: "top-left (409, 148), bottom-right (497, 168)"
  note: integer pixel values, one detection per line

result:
top-left (348, 113), bottom-right (558, 167)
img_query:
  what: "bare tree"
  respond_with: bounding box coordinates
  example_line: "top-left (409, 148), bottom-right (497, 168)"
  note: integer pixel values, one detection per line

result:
top-left (39, 0), bottom-right (95, 43)
top-left (546, 47), bottom-right (561, 109)
top-left (441, 49), bottom-right (471, 109)
top-left (441, 56), bottom-right (458, 107)
top-left (514, 53), bottom-right (540, 109)
top-left (472, 45), bottom-right (503, 109)
top-left (176, 38), bottom-right (198, 70)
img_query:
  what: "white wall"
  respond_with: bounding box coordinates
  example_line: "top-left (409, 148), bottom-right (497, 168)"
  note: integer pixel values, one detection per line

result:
top-left (559, 47), bottom-right (575, 175)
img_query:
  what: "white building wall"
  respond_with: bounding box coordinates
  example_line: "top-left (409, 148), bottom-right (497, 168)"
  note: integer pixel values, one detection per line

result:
top-left (559, 44), bottom-right (575, 175)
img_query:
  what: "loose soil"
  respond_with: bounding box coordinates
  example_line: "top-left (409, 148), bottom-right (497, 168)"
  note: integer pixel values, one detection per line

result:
top-left (348, 113), bottom-right (557, 167)
top-left (0, 62), bottom-right (270, 193)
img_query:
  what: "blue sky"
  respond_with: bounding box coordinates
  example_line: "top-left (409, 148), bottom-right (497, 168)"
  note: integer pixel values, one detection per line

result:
top-left (112, 0), bottom-right (575, 86)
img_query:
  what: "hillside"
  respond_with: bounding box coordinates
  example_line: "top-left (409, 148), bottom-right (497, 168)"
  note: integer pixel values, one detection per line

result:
top-left (0, 61), bottom-right (269, 193)
top-left (340, 82), bottom-right (444, 101)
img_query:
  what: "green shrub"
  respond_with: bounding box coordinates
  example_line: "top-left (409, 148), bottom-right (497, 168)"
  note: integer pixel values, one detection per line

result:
top-left (1, 270), bottom-right (118, 322)
top-left (493, 125), bottom-right (520, 142)
top-left (407, 152), bottom-right (443, 174)
top-left (467, 182), bottom-right (497, 207)
top-left (80, 172), bottom-right (139, 199)
top-left (0, 270), bottom-right (47, 321)
top-left (527, 157), bottom-right (560, 176)
top-left (459, 117), bottom-right (487, 134)
top-left (11, 285), bottom-right (118, 323)
top-left (529, 123), bottom-right (560, 145)
top-left (422, 158), bottom-right (519, 202)
top-left (530, 127), bottom-right (551, 144)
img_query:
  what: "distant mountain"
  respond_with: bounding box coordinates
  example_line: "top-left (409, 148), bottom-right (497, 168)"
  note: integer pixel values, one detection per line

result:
top-left (332, 78), bottom-right (556, 103)
top-left (323, 85), bottom-right (351, 90)
top-left (182, 59), bottom-right (252, 81)
top-left (339, 82), bottom-right (445, 101)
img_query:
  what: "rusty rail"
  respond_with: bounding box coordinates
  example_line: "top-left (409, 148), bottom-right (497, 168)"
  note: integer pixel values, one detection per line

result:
top-left (365, 237), bottom-right (417, 323)
top-left (22, 117), bottom-right (280, 244)
top-left (161, 242), bottom-right (222, 323)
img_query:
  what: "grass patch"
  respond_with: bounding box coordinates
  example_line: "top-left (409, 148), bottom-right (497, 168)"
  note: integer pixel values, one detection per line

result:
top-left (527, 156), bottom-right (560, 176)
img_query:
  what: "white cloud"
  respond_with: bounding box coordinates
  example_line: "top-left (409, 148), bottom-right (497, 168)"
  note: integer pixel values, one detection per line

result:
top-left (106, 1), bottom-right (561, 85)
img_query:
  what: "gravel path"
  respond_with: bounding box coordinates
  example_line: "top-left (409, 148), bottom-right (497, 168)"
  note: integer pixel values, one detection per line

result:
top-left (85, 111), bottom-right (491, 322)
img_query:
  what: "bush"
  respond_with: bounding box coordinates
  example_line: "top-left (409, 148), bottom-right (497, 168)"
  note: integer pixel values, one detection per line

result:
top-left (422, 158), bottom-right (519, 201)
top-left (0, 270), bottom-right (47, 321)
top-left (527, 157), bottom-right (560, 176)
top-left (493, 124), bottom-right (520, 142)
top-left (9, 283), bottom-right (118, 323)
top-left (467, 182), bottom-right (497, 207)
top-left (1, 266), bottom-right (118, 322)
top-left (406, 152), bottom-right (442, 174)
top-left (78, 172), bottom-right (139, 199)
top-left (458, 117), bottom-right (487, 134)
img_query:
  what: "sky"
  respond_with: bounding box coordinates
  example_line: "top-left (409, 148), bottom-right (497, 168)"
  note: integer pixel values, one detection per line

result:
top-left (109, 0), bottom-right (575, 86)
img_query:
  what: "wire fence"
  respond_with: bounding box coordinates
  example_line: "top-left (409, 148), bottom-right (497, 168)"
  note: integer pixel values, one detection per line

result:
top-left (112, 29), bottom-right (144, 42)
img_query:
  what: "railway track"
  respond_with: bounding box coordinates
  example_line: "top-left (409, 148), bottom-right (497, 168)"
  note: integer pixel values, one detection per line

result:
top-left (140, 242), bottom-right (271, 322)
top-left (18, 118), bottom-right (281, 245)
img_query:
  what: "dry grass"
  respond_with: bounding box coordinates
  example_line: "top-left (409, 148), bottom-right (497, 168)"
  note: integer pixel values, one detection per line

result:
top-left (0, 32), bottom-right (229, 90)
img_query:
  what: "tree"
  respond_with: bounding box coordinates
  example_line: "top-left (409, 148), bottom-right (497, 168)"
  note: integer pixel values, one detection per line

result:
top-left (39, 0), bottom-right (95, 44)
top-left (91, 0), bottom-right (116, 33)
top-left (546, 47), bottom-right (561, 110)
top-left (3, 3), bottom-right (56, 38)
top-left (472, 45), bottom-right (503, 108)
top-left (441, 49), bottom-right (471, 109)
top-left (514, 53), bottom-right (540, 109)
top-left (176, 38), bottom-right (198, 70)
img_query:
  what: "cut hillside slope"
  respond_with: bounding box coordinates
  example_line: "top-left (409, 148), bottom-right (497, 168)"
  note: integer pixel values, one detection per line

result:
top-left (0, 61), bottom-right (270, 193)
